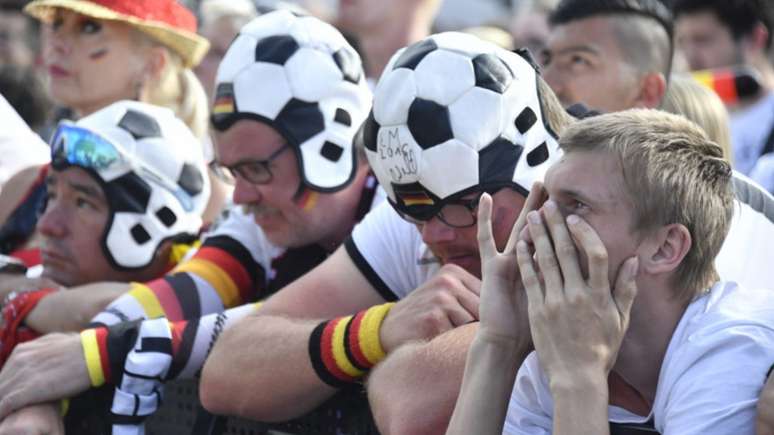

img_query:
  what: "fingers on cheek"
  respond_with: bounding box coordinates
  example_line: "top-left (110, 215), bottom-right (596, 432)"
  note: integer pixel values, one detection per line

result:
top-left (519, 225), bottom-right (532, 244)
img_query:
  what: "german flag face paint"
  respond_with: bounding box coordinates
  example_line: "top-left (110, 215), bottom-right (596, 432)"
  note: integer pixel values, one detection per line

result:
top-left (88, 47), bottom-right (109, 60)
top-left (212, 83), bottom-right (236, 115)
top-left (295, 187), bottom-right (320, 212)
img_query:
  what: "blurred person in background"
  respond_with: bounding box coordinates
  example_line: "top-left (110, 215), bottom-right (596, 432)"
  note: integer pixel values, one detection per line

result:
top-left (540, 0), bottom-right (673, 112)
top-left (0, 0), bottom-right (39, 69)
top-left (661, 73), bottom-right (733, 161)
top-left (433, 0), bottom-right (513, 33)
top-left (195, 0), bottom-right (257, 103)
top-left (25, 0), bottom-right (210, 137)
top-left (460, 25), bottom-right (514, 51)
top-left (673, 0), bottom-right (774, 191)
top-left (0, 65), bottom-right (53, 135)
top-left (509, 0), bottom-right (558, 63)
top-left (336, 0), bottom-right (442, 79)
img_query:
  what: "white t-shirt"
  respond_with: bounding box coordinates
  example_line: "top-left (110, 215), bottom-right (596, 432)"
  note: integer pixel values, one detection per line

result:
top-left (349, 175), bottom-right (774, 300)
top-left (347, 200), bottom-right (440, 301)
top-left (0, 95), bottom-right (50, 190)
top-left (504, 281), bottom-right (774, 435)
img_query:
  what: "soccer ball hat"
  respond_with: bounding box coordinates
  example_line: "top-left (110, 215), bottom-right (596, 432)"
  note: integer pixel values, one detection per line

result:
top-left (211, 10), bottom-right (371, 192)
top-left (363, 32), bottom-right (562, 222)
top-left (50, 100), bottom-right (210, 270)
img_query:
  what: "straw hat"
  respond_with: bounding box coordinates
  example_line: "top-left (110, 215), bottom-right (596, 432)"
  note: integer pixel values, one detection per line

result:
top-left (25, 0), bottom-right (210, 68)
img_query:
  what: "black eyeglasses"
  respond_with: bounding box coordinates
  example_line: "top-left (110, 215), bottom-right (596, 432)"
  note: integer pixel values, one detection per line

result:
top-left (399, 191), bottom-right (485, 229)
top-left (215, 143), bottom-right (291, 186)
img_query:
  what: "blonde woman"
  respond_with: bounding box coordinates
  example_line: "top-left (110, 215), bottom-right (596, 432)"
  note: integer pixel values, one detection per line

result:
top-left (27, 0), bottom-right (210, 137)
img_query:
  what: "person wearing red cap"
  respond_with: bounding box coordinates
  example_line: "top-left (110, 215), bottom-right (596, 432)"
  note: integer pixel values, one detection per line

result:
top-left (24, 0), bottom-right (210, 136)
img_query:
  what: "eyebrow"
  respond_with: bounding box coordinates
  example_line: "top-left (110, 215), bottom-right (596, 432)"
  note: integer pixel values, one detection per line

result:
top-left (46, 174), bottom-right (106, 199)
top-left (68, 181), bottom-right (104, 200)
top-left (556, 187), bottom-right (609, 208)
top-left (545, 45), bottom-right (600, 58)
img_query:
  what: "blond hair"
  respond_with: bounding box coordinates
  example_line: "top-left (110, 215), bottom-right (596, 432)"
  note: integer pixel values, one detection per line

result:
top-left (560, 109), bottom-right (733, 299)
top-left (537, 75), bottom-right (574, 135)
top-left (661, 74), bottom-right (732, 162)
top-left (144, 49), bottom-right (210, 140)
top-left (131, 29), bottom-right (210, 140)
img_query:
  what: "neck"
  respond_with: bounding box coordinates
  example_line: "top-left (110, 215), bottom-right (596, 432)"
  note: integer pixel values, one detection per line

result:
top-left (316, 167), bottom-right (370, 251)
top-left (357, 9), bottom-right (433, 78)
top-left (611, 278), bottom-right (691, 408)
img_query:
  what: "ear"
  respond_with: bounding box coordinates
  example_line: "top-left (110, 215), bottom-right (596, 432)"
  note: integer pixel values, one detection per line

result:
top-left (639, 224), bottom-right (691, 276)
top-left (633, 72), bottom-right (667, 109)
top-left (144, 45), bottom-right (168, 82)
top-left (744, 23), bottom-right (770, 56)
top-left (155, 239), bottom-right (175, 263)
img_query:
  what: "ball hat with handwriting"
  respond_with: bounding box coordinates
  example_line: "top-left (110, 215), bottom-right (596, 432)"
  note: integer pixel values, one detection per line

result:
top-left (363, 32), bottom-right (561, 222)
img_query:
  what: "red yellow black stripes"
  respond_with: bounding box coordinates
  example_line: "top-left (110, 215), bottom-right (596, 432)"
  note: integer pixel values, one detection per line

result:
top-left (691, 67), bottom-right (762, 105)
top-left (213, 94), bottom-right (235, 115)
top-left (308, 303), bottom-right (395, 388)
top-left (345, 311), bottom-right (370, 371)
top-left (81, 327), bottom-right (111, 387)
top-left (399, 192), bottom-right (434, 207)
top-left (193, 246), bottom-right (253, 304)
top-left (693, 69), bottom-right (738, 104)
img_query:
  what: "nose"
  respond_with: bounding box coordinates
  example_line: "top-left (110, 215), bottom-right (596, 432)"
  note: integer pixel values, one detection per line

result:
top-left (420, 216), bottom-right (457, 245)
top-left (37, 202), bottom-right (68, 239)
top-left (231, 177), bottom-right (263, 206)
top-left (45, 26), bottom-right (72, 57)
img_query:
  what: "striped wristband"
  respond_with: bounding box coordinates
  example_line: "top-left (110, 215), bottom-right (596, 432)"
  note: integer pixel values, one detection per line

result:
top-left (308, 302), bottom-right (395, 388)
top-left (80, 327), bottom-right (111, 387)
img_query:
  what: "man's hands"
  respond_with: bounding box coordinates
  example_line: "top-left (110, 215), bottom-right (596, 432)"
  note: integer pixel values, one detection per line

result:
top-left (475, 183), bottom-right (546, 350)
top-left (0, 403), bottom-right (63, 435)
top-left (0, 333), bottom-right (89, 419)
top-left (380, 265), bottom-right (481, 353)
top-left (516, 200), bottom-right (638, 388)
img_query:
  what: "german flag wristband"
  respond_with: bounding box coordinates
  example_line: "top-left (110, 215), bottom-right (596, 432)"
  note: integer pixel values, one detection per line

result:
top-left (80, 327), bottom-right (111, 387)
top-left (308, 302), bottom-right (395, 388)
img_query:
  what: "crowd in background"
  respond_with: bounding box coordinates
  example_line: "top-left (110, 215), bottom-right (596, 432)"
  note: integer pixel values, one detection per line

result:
top-left (3, 0), bottom-right (774, 193)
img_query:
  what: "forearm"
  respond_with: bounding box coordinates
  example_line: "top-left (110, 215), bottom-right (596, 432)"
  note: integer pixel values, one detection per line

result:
top-left (25, 282), bottom-right (129, 333)
top-left (447, 331), bottom-right (530, 435)
top-left (369, 323), bottom-right (479, 435)
top-left (200, 314), bottom-right (338, 421)
top-left (90, 235), bottom-right (264, 327)
top-left (551, 375), bottom-right (609, 435)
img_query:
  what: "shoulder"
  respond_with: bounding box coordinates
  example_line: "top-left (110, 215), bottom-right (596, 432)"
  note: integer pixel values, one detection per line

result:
top-left (653, 284), bottom-right (774, 433)
top-left (662, 282), bottom-right (774, 381)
